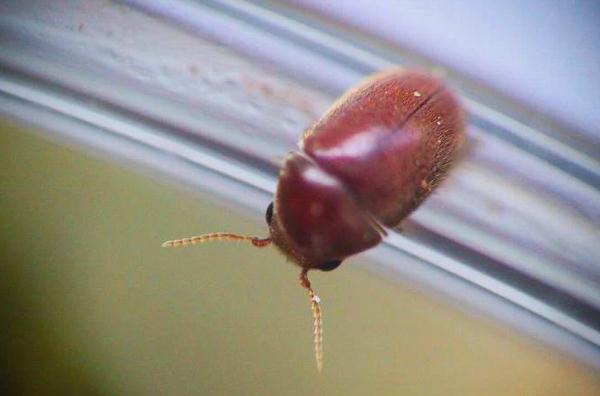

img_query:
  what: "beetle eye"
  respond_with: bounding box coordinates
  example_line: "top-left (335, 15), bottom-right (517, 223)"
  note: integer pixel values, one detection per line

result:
top-left (319, 259), bottom-right (343, 272)
top-left (265, 202), bottom-right (274, 225)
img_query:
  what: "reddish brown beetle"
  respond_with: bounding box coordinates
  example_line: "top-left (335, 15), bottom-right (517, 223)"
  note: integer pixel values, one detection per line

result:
top-left (162, 69), bottom-right (465, 371)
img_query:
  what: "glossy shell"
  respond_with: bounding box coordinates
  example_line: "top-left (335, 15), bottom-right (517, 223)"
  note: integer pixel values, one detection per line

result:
top-left (270, 69), bottom-right (465, 270)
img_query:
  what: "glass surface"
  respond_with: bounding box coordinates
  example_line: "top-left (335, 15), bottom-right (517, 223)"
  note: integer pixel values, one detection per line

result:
top-left (2, 0), bottom-right (599, 369)
top-left (2, 121), bottom-right (598, 395)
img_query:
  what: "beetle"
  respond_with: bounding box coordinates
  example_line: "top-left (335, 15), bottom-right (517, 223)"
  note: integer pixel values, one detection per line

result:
top-left (162, 69), bottom-right (465, 371)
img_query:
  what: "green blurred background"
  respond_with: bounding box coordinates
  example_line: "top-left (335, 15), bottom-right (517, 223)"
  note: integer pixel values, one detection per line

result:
top-left (1, 120), bottom-right (599, 395)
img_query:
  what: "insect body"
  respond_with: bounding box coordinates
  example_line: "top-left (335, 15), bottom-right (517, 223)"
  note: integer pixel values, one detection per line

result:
top-left (162, 69), bottom-right (465, 371)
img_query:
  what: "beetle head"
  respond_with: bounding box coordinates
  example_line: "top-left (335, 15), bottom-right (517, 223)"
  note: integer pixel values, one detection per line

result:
top-left (267, 152), bottom-right (382, 271)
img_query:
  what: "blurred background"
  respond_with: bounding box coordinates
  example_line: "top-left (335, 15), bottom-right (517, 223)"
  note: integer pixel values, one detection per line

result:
top-left (1, 1), bottom-right (599, 395)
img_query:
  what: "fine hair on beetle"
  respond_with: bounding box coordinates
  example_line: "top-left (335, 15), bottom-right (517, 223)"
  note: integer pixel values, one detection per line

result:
top-left (162, 68), bottom-right (465, 372)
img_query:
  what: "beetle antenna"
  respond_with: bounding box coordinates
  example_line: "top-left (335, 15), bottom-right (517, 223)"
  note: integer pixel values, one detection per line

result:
top-left (300, 269), bottom-right (323, 372)
top-left (161, 232), bottom-right (272, 248)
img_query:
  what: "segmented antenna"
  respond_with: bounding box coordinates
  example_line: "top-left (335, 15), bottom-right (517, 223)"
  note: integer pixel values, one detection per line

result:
top-left (161, 232), bottom-right (272, 248)
top-left (162, 233), bottom-right (323, 371)
top-left (300, 269), bottom-right (323, 372)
